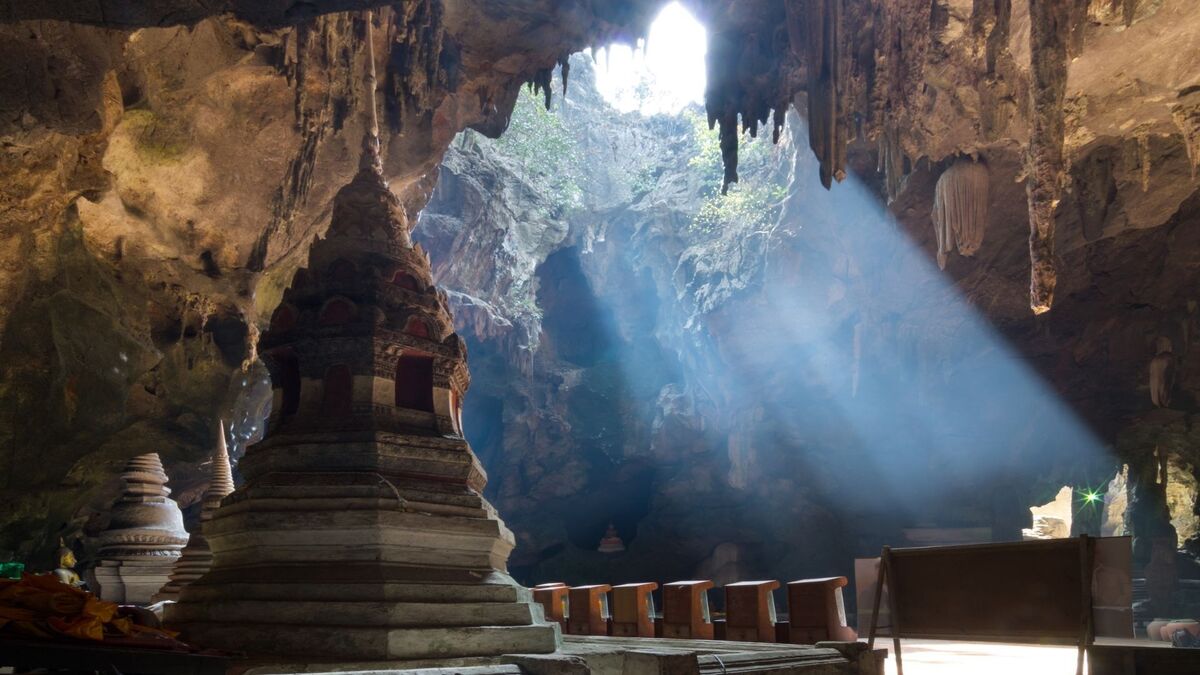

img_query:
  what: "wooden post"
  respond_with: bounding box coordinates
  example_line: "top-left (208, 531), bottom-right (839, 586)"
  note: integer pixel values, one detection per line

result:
top-left (1078, 535), bottom-right (1094, 675)
top-left (611, 582), bottom-right (658, 637)
top-left (867, 556), bottom-right (884, 651)
top-left (724, 580), bottom-right (780, 642)
top-left (882, 547), bottom-right (904, 675)
top-left (566, 584), bottom-right (612, 636)
top-left (663, 580), bottom-right (715, 639)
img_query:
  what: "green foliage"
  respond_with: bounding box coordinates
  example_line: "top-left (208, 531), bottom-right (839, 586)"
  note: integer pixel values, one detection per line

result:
top-left (629, 164), bottom-right (659, 199)
top-left (685, 110), bottom-right (723, 184)
top-left (691, 182), bottom-right (787, 235)
top-left (684, 110), bottom-right (786, 236)
top-left (494, 88), bottom-right (584, 216)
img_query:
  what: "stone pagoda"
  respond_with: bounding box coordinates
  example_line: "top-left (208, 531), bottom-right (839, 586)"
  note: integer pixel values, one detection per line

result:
top-left (154, 421), bottom-right (235, 602)
top-left (166, 42), bottom-right (557, 657)
top-left (89, 453), bottom-right (189, 604)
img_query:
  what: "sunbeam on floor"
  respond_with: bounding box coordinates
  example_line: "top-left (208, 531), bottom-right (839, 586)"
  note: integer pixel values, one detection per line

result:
top-left (880, 640), bottom-right (1080, 675)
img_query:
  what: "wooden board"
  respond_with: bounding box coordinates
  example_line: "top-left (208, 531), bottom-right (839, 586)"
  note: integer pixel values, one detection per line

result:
top-left (857, 536), bottom-right (1132, 642)
top-left (889, 538), bottom-right (1084, 641)
top-left (1088, 644), bottom-right (1200, 675)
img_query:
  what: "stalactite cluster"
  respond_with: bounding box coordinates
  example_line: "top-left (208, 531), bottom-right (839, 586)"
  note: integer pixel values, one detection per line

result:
top-left (932, 157), bottom-right (990, 270)
top-left (250, 14), bottom-right (358, 272)
top-left (384, 0), bottom-right (454, 133)
top-left (705, 18), bottom-right (789, 194)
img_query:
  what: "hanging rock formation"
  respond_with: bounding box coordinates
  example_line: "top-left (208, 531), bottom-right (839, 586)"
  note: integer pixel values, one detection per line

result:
top-left (1024, 0), bottom-right (1071, 314)
top-left (88, 454), bottom-right (189, 604)
top-left (1149, 337), bottom-right (1176, 409)
top-left (154, 421), bottom-right (235, 602)
top-left (932, 157), bottom-right (990, 270)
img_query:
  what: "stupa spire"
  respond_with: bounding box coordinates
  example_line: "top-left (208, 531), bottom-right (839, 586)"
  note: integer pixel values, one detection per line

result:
top-left (359, 9), bottom-right (382, 176)
top-left (205, 419), bottom-right (235, 509)
top-left (155, 421), bottom-right (236, 601)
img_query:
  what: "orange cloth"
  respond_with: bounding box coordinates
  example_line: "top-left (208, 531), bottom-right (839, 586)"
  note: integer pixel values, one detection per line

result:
top-left (0, 573), bottom-right (177, 645)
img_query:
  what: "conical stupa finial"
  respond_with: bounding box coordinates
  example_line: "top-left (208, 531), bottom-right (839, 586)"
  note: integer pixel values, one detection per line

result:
top-left (202, 420), bottom-right (235, 520)
top-left (359, 9), bottom-right (382, 175)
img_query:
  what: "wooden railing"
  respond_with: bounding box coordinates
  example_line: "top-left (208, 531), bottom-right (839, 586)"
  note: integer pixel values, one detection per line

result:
top-left (531, 576), bottom-right (857, 645)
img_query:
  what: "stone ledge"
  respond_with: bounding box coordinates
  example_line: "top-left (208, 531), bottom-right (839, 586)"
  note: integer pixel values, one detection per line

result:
top-left (234, 638), bottom-right (884, 675)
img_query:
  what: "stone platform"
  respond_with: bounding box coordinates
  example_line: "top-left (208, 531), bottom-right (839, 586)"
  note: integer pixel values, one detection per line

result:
top-left (238, 636), bottom-right (884, 675)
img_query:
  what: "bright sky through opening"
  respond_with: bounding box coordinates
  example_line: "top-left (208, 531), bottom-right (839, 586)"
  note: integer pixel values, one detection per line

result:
top-left (592, 2), bottom-right (707, 115)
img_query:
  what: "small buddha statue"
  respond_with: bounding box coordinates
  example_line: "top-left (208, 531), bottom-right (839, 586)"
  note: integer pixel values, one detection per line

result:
top-left (52, 538), bottom-right (84, 588)
top-left (597, 523), bottom-right (625, 554)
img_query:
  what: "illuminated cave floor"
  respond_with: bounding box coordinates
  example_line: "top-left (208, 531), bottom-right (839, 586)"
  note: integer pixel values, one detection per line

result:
top-left (878, 638), bottom-right (1168, 675)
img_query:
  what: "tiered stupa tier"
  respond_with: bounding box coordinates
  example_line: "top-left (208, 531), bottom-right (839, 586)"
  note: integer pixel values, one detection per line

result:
top-left (89, 453), bottom-right (189, 604)
top-left (165, 154), bottom-right (558, 661)
top-left (154, 421), bottom-right (235, 601)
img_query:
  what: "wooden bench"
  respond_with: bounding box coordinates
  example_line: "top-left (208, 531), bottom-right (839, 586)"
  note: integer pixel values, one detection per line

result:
top-left (566, 584), bottom-right (612, 636)
top-left (724, 580), bottom-right (779, 643)
top-left (785, 576), bottom-right (857, 644)
top-left (611, 582), bottom-right (658, 637)
top-left (662, 580), bottom-right (715, 639)
top-left (532, 582), bottom-right (569, 628)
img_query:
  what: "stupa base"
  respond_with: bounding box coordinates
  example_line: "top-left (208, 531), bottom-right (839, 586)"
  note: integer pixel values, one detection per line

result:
top-left (89, 558), bottom-right (177, 605)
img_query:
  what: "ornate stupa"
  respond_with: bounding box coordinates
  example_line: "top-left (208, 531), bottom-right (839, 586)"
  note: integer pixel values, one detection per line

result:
top-left (154, 421), bottom-right (235, 602)
top-left (89, 453), bottom-right (189, 604)
top-left (165, 19), bottom-right (557, 661)
top-left (597, 523), bottom-right (626, 554)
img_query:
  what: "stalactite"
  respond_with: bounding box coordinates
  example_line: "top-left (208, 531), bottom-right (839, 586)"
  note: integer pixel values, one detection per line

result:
top-left (878, 125), bottom-right (906, 202)
top-left (789, 0), bottom-right (847, 190)
top-left (972, 0), bottom-right (1012, 76)
top-left (527, 66), bottom-right (553, 110)
top-left (1025, 0), bottom-right (1072, 314)
top-left (932, 157), bottom-right (990, 269)
top-left (1137, 127), bottom-right (1152, 192)
top-left (1117, 0), bottom-right (1138, 27)
top-left (1172, 95), bottom-right (1200, 181)
top-left (1149, 337), bottom-right (1175, 408)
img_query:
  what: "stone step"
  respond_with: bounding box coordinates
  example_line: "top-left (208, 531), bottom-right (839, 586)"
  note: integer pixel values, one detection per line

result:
top-left (168, 599), bottom-right (537, 627)
top-left (177, 622), bottom-right (559, 661)
top-left (178, 577), bottom-right (528, 603)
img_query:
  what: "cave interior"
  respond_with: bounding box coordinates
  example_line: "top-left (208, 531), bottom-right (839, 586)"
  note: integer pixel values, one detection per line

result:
top-left (2, 0), bottom-right (1200, 673)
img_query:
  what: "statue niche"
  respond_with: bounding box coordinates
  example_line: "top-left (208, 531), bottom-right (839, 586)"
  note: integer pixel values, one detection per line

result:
top-left (395, 353), bottom-right (434, 413)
